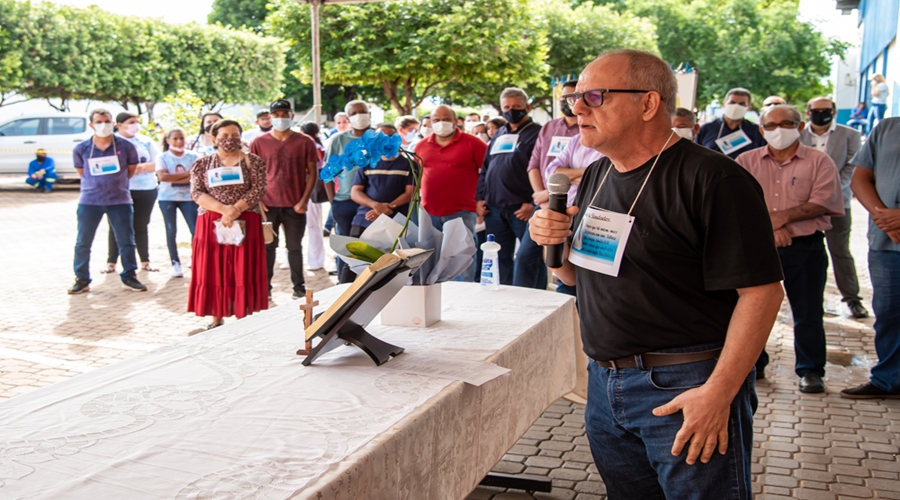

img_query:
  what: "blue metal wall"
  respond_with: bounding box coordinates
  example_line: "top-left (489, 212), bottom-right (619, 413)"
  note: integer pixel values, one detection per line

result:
top-left (858, 0), bottom-right (899, 72)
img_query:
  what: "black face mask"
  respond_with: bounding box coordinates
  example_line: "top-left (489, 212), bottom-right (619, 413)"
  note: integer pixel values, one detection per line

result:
top-left (203, 125), bottom-right (213, 134)
top-left (560, 100), bottom-right (575, 117)
top-left (502, 108), bottom-right (528, 124)
top-left (809, 110), bottom-right (834, 127)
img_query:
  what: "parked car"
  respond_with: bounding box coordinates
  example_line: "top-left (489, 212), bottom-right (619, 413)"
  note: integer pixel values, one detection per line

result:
top-left (0, 113), bottom-right (92, 180)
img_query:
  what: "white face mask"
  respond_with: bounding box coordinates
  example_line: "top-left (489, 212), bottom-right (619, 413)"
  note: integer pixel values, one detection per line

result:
top-left (763, 127), bottom-right (801, 150)
top-left (476, 132), bottom-right (490, 142)
top-left (349, 112), bottom-right (370, 130)
top-left (432, 121), bottom-right (456, 137)
top-left (464, 121), bottom-right (478, 132)
top-left (271, 118), bottom-right (292, 132)
top-left (404, 130), bottom-right (418, 143)
top-left (93, 122), bottom-right (114, 138)
top-left (672, 127), bottom-right (694, 140)
top-left (420, 126), bottom-right (433, 138)
top-left (723, 103), bottom-right (748, 121)
top-left (122, 123), bottom-right (140, 136)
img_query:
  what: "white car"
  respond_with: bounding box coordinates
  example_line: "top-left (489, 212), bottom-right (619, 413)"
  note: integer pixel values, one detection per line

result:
top-left (0, 113), bottom-right (92, 180)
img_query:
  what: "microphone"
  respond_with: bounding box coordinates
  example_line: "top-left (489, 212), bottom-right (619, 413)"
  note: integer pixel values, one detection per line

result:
top-left (545, 172), bottom-right (572, 268)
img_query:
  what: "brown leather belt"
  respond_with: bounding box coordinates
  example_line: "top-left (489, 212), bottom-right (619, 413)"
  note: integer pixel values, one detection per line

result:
top-left (595, 348), bottom-right (722, 370)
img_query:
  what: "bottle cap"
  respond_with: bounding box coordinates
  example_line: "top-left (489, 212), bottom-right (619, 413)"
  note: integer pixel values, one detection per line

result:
top-left (487, 234), bottom-right (495, 242)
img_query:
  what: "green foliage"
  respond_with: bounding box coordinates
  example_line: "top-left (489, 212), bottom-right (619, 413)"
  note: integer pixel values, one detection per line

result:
top-left (266, 0), bottom-right (549, 115)
top-left (209, 0), bottom-right (271, 34)
top-left (626, 0), bottom-right (847, 109)
top-left (2, 0), bottom-right (287, 111)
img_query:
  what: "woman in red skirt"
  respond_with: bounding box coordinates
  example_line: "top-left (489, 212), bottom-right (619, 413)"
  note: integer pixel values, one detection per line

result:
top-left (189, 119), bottom-right (268, 329)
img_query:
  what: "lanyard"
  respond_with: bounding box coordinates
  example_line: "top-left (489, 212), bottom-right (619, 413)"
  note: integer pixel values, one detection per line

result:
top-left (587, 130), bottom-right (675, 216)
top-left (88, 138), bottom-right (118, 162)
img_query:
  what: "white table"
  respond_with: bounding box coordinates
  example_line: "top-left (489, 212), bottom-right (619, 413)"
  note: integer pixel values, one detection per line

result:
top-left (0, 283), bottom-right (577, 499)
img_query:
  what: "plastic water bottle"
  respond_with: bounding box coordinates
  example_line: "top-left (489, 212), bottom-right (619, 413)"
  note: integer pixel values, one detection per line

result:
top-left (480, 234), bottom-right (501, 290)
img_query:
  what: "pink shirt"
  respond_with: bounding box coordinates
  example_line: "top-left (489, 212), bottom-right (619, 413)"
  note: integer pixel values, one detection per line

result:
top-left (735, 144), bottom-right (844, 237)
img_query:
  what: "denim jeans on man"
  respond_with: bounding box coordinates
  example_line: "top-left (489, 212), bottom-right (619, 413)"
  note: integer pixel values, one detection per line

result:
top-left (429, 210), bottom-right (477, 282)
top-left (332, 198), bottom-right (360, 283)
top-left (584, 344), bottom-right (756, 499)
top-left (513, 208), bottom-right (548, 290)
top-left (778, 232), bottom-right (829, 377)
top-left (869, 250), bottom-right (900, 392)
top-left (158, 200), bottom-right (197, 264)
top-left (484, 206), bottom-right (528, 285)
top-left (75, 204), bottom-right (138, 282)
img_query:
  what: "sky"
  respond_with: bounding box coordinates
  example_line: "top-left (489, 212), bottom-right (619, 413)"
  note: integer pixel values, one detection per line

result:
top-left (48, 0), bottom-right (861, 45)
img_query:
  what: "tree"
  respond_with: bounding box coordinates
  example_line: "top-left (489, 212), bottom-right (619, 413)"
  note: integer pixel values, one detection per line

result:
top-left (266, 0), bottom-right (549, 115)
top-left (626, 0), bottom-right (847, 109)
top-left (208, 0), bottom-right (271, 34)
top-left (0, 0), bottom-right (29, 106)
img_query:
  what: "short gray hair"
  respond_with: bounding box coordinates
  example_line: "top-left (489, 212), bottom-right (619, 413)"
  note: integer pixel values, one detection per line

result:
top-left (334, 112), bottom-right (348, 119)
top-left (344, 100), bottom-right (368, 114)
top-left (89, 108), bottom-right (112, 123)
top-left (725, 88), bottom-right (753, 104)
top-left (675, 108), bottom-right (696, 125)
top-left (600, 49), bottom-right (677, 116)
top-left (760, 104), bottom-right (801, 123)
top-left (500, 87), bottom-right (529, 104)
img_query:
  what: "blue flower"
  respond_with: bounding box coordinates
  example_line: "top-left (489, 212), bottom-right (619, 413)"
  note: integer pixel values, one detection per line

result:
top-left (320, 131), bottom-right (404, 181)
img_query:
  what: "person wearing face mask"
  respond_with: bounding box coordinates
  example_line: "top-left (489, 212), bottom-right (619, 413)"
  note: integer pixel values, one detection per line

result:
top-left (696, 87), bottom-right (767, 160)
top-left (736, 105), bottom-right (844, 393)
top-left (69, 109), bottom-right (145, 294)
top-left (189, 119), bottom-right (269, 329)
top-left (324, 100), bottom-right (372, 283)
top-left (514, 80), bottom-right (580, 290)
top-left (471, 122), bottom-right (489, 143)
top-left (464, 113), bottom-right (481, 133)
top-left (155, 127), bottom-right (200, 278)
top-left (26, 149), bottom-right (57, 193)
top-left (419, 115), bottom-right (433, 139)
top-left (350, 123), bottom-right (416, 236)
top-left (416, 105), bottom-right (488, 281)
top-left (242, 110), bottom-right (273, 144)
top-left (671, 108), bottom-right (699, 141)
top-left (799, 97), bottom-right (868, 319)
top-left (103, 112), bottom-right (161, 275)
top-left (190, 112), bottom-right (223, 157)
top-left (476, 87), bottom-right (542, 286)
top-left (394, 115), bottom-right (420, 151)
top-left (250, 99), bottom-right (319, 299)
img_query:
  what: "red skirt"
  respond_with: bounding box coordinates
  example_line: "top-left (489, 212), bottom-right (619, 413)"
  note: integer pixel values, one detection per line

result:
top-left (188, 211), bottom-right (269, 319)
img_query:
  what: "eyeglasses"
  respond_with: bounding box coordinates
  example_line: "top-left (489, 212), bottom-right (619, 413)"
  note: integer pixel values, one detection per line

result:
top-left (761, 120), bottom-right (800, 131)
top-left (561, 88), bottom-right (652, 108)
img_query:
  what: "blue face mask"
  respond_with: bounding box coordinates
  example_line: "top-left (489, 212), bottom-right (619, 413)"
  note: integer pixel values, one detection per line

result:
top-left (502, 108), bottom-right (528, 124)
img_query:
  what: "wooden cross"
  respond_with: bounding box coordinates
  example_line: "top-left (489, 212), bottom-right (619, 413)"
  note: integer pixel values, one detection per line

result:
top-left (296, 289), bottom-right (319, 355)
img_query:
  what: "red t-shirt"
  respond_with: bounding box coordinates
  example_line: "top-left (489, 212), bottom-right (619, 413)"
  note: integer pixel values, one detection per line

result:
top-left (250, 132), bottom-right (318, 207)
top-left (416, 131), bottom-right (488, 216)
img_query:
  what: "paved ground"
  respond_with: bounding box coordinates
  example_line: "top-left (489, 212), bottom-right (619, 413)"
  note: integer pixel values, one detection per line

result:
top-left (1, 181), bottom-right (898, 499)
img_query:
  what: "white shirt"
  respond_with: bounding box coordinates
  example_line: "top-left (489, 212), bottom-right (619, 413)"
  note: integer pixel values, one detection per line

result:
top-left (810, 121), bottom-right (835, 153)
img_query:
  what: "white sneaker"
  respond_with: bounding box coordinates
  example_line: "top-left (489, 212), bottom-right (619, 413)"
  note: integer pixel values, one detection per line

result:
top-left (172, 262), bottom-right (184, 278)
top-left (279, 261), bottom-right (290, 270)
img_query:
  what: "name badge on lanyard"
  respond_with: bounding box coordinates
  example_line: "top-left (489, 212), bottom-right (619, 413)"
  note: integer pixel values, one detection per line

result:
top-left (207, 166), bottom-right (244, 187)
top-left (547, 136), bottom-right (572, 157)
top-left (88, 155), bottom-right (121, 176)
top-left (714, 128), bottom-right (751, 156)
top-left (490, 134), bottom-right (519, 154)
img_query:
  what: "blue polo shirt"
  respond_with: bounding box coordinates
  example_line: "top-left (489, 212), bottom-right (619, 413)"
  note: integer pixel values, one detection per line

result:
top-left (73, 137), bottom-right (139, 206)
top-left (477, 118), bottom-right (541, 208)
top-left (696, 118), bottom-right (767, 160)
top-left (351, 156), bottom-right (415, 227)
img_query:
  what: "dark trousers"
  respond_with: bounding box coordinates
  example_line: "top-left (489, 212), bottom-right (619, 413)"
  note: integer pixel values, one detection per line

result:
top-left (331, 199), bottom-right (360, 283)
top-left (75, 204), bottom-right (137, 281)
top-left (108, 189), bottom-right (156, 264)
top-left (158, 200), bottom-right (198, 264)
top-left (265, 207), bottom-right (307, 293)
top-left (824, 210), bottom-right (862, 303)
top-left (513, 208), bottom-right (548, 290)
top-left (484, 205), bottom-right (528, 285)
top-left (780, 232), bottom-right (829, 377)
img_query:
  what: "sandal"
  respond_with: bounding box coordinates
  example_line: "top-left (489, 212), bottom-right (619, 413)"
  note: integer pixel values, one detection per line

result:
top-left (141, 263), bottom-right (159, 272)
top-left (100, 263), bottom-right (116, 274)
top-left (206, 321), bottom-right (223, 330)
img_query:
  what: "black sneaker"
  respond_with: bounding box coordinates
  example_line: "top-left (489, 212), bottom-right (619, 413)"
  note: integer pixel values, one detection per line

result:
top-left (847, 300), bottom-right (869, 319)
top-left (799, 373), bottom-right (825, 394)
top-left (292, 289), bottom-right (307, 299)
top-left (68, 278), bottom-right (91, 295)
top-left (840, 382), bottom-right (900, 399)
top-left (121, 275), bottom-right (148, 292)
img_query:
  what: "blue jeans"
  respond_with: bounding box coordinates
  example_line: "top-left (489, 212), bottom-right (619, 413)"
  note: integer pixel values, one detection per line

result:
top-left (158, 200), bottom-right (198, 264)
top-left (429, 210), bottom-right (477, 282)
top-left (846, 118), bottom-right (868, 136)
top-left (513, 208), bottom-right (548, 290)
top-left (585, 344), bottom-right (756, 499)
top-left (869, 250), bottom-right (900, 392)
top-left (778, 233), bottom-right (828, 377)
top-left (868, 103), bottom-right (886, 134)
top-left (332, 198), bottom-right (360, 283)
top-left (556, 278), bottom-right (576, 296)
top-left (484, 205), bottom-right (528, 285)
top-left (74, 204), bottom-right (137, 282)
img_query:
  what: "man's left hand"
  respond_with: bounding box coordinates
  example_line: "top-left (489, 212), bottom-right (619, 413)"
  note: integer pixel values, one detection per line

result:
top-left (533, 190), bottom-right (549, 206)
top-left (652, 385), bottom-right (731, 465)
top-left (515, 203), bottom-right (535, 221)
top-left (293, 200), bottom-right (308, 214)
top-left (873, 207), bottom-right (900, 232)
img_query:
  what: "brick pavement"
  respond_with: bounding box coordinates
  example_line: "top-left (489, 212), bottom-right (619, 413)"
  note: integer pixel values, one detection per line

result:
top-left (1, 181), bottom-right (899, 499)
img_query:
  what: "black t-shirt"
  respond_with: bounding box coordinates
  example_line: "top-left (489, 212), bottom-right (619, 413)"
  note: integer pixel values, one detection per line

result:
top-left (569, 139), bottom-right (783, 361)
top-left (477, 119), bottom-right (541, 208)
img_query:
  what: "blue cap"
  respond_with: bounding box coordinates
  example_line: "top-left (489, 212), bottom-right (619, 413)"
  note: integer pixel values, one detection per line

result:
top-left (487, 234), bottom-right (495, 242)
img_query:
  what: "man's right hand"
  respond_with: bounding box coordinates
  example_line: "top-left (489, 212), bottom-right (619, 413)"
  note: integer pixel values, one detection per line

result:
top-left (773, 228), bottom-right (792, 247)
top-left (476, 200), bottom-right (488, 217)
top-left (529, 206), bottom-right (579, 246)
top-left (260, 201), bottom-right (268, 212)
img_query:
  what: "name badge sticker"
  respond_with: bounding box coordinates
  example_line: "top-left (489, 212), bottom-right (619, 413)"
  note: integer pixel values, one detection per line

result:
top-left (490, 134), bottom-right (519, 155)
top-left (569, 207), bottom-right (635, 277)
top-left (547, 136), bottom-right (572, 157)
top-left (88, 155), bottom-right (121, 176)
top-left (207, 166), bottom-right (245, 187)
top-left (714, 128), bottom-right (752, 156)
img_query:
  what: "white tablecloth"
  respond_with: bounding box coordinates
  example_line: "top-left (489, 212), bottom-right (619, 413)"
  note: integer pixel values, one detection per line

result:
top-left (0, 283), bottom-right (577, 499)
